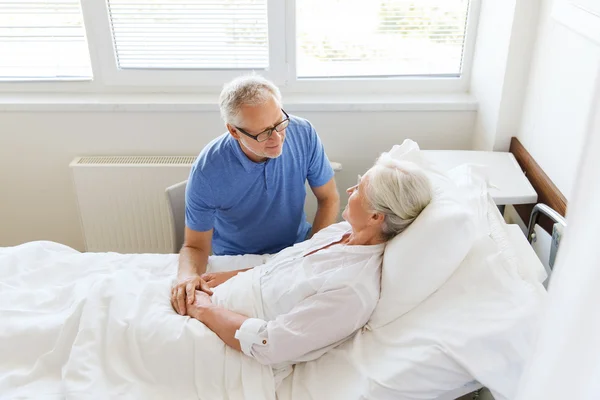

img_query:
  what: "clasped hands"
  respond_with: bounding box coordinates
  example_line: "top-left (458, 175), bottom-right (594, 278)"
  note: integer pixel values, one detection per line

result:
top-left (170, 270), bottom-right (238, 316)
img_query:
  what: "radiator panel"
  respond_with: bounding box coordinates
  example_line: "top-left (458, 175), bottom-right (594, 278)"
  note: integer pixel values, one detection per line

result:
top-left (70, 156), bottom-right (194, 253)
top-left (70, 156), bottom-right (341, 254)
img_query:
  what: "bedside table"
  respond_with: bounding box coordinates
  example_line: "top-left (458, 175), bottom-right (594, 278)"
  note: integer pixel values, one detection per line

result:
top-left (421, 150), bottom-right (538, 207)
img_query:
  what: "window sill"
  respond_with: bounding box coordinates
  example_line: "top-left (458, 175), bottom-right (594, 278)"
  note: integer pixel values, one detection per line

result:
top-left (0, 93), bottom-right (477, 112)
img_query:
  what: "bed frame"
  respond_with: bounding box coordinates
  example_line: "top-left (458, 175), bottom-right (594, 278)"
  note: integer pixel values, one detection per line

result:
top-left (508, 137), bottom-right (568, 234)
top-left (454, 138), bottom-right (568, 400)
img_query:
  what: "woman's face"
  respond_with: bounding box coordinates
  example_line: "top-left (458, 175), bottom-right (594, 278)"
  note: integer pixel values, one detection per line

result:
top-left (342, 170), bottom-right (377, 230)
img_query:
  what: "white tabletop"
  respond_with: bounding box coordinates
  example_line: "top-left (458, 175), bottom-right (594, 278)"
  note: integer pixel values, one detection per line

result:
top-left (421, 150), bottom-right (538, 205)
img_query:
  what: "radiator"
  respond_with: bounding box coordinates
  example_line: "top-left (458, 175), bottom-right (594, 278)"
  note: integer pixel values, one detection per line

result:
top-left (70, 157), bottom-right (343, 254)
top-left (70, 156), bottom-right (196, 254)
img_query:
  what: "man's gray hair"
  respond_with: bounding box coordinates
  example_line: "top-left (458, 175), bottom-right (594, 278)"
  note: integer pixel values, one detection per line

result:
top-left (364, 154), bottom-right (433, 241)
top-left (219, 75), bottom-right (282, 126)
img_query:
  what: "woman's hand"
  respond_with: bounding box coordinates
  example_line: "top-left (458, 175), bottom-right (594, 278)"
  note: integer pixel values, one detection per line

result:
top-left (187, 290), bottom-right (214, 321)
top-left (200, 270), bottom-right (240, 289)
top-left (170, 274), bottom-right (213, 315)
top-left (186, 290), bottom-right (248, 352)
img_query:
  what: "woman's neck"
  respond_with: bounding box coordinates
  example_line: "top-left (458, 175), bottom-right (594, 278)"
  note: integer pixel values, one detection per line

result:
top-left (345, 229), bottom-right (386, 246)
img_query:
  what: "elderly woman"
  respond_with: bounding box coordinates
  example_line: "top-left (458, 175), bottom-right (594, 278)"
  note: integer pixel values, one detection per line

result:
top-left (171, 154), bottom-right (432, 385)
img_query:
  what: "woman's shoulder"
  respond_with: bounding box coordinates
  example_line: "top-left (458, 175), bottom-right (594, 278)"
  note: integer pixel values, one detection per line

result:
top-left (312, 221), bottom-right (351, 240)
top-left (316, 249), bottom-right (382, 292)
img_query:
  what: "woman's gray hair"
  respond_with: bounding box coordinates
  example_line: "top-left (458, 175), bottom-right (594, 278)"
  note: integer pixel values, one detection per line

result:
top-left (364, 154), bottom-right (433, 241)
top-left (219, 75), bottom-right (282, 126)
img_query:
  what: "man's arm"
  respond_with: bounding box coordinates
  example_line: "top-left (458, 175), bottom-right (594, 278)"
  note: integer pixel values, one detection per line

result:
top-left (171, 227), bottom-right (213, 315)
top-left (310, 178), bottom-right (340, 237)
top-left (179, 227), bottom-right (212, 276)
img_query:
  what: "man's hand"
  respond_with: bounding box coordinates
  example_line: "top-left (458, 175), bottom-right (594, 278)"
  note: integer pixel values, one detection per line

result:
top-left (187, 290), bottom-right (214, 320)
top-left (200, 270), bottom-right (239, 289)
top-left (170, 274), bottom-right (213, 315)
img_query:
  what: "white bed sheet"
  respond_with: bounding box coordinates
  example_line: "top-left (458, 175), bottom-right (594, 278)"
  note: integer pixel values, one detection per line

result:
top-left (0, 247), bottom-right (274, 400)
top-left (0, 203), bottom-right (546, 400)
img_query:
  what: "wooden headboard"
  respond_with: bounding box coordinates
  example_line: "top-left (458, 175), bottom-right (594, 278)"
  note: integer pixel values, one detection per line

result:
top-left (509, 137), bottom-right (568, 234)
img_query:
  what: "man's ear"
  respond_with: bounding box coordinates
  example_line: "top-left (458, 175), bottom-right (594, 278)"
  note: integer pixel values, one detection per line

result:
top-left (226, 124), bottom-right (240, 139)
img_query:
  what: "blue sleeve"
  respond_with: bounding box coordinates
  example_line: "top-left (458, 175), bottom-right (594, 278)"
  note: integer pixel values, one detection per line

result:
top-left (185, 166), bottom-right (216, 232)
top-left (306, 123), bottom-right (334, 188)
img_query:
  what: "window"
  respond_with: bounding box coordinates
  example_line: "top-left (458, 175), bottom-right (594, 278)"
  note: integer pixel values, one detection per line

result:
top-left (0, 0), bottom-right (92, 80)
top-left (106, 0), bottom-right (269, 70)
top-left (0, 0), bottom-right (479, 90)
top-left (296, 0), bottom-right (470, 78)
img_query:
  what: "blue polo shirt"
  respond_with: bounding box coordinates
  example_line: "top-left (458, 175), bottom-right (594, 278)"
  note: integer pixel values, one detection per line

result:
top-left (185, 115), bottom-right (334, 256)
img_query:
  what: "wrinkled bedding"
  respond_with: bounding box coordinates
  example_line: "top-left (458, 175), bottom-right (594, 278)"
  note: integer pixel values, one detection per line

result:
top-left (0, 244), bottom-right (274, 400)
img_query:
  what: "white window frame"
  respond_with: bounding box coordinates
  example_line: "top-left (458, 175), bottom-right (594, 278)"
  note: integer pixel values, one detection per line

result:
top-left (0, 0), bottom-right (481, 94)
top-left (284, 0), bottom-right (481, 94)
top-left (81, 0), bottom-right (287, 87)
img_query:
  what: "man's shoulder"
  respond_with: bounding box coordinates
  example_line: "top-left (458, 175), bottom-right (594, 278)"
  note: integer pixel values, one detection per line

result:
top-left (289, 114), bottom-right (312, 129)
top-left (188, 134), bottom-right (239, 192)
top-left (192, 133), bottom-right (233, 174)
top-left (286, 115), bottom-right (319, 153)
top-left (288, 115), bottom-right (315, 137)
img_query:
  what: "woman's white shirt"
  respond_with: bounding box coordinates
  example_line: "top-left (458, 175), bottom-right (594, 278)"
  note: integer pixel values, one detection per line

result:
top-left (233, 222), bottom-right (385, 385)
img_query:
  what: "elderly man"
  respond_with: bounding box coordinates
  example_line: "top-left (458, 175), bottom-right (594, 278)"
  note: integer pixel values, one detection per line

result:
top-left (172, 75), bottom-right (340, 315)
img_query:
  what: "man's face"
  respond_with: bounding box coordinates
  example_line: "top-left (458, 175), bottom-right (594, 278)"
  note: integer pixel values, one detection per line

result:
top-left (230, 96), bottom-right (287, 161)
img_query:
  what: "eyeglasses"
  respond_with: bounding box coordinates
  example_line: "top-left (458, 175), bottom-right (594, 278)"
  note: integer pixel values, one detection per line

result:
top-left (235, 109), bottom-right (290, 143)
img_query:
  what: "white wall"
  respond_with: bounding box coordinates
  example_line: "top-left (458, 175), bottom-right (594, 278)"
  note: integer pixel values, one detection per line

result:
top-left (470, 0), bottom-right (542, 151)
top-left (8, 0), bottom-right (598, 253)
top-left (470, 0), bottom-right (516, 150)
top-left (517, 0), bottom-right (600, 201)
top-left (0, 110), bottom-right (475, 250)
top-left (503, 0), bottom-right (600, 270)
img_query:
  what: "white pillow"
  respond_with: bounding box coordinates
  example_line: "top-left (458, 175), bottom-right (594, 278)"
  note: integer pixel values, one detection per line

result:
top-left (368, 140), bottom-right (488, 328)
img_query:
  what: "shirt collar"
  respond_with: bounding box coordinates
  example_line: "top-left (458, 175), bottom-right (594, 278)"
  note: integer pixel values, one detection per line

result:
top-left (227, 134), bottom-right (267, 173)
top-left (308, 224), bottom-right (388, 255)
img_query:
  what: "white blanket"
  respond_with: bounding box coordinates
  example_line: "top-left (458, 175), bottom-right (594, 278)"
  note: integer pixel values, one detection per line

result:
top-left (0, 242), bottom-right (275, 400)
top-left (1, 212), bottom-right (545, 400)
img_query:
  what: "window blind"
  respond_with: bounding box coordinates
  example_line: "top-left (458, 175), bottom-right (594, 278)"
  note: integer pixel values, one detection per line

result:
top-left (296, 0), bottom-right (470, 78)
top-left (106, 0), bottom-right (269, 70)
top-left (0, 0), bottom-right (92, 80)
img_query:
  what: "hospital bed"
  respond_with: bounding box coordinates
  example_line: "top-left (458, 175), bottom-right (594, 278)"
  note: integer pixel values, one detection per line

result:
top-left (273, 194), bottom-right (550, 400)
top-left (0, 139), bottom-right (561, 400)
top-left (198, 140), bottom-right (553, 400)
